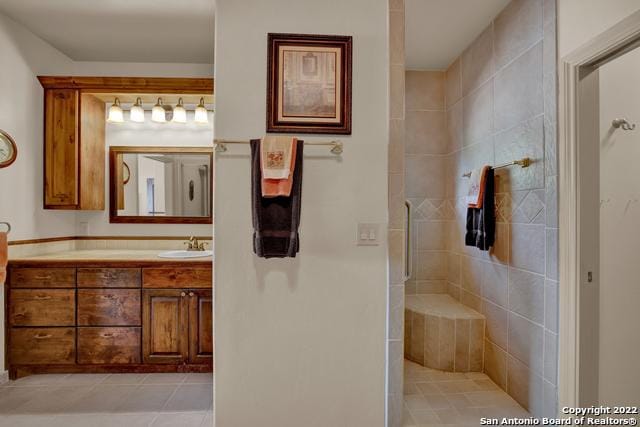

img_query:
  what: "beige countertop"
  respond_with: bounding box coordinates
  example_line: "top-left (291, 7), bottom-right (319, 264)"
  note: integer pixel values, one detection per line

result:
top-left (10, 249), bottom-right (213, 262)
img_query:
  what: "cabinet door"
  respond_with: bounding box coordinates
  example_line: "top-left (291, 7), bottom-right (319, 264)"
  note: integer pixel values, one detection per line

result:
top-left (44, 89), bottom-right (79, 207)
top-left (188, 290), bottom-right (213, 365)
top-left (142, 290), bottom-right (188, 364)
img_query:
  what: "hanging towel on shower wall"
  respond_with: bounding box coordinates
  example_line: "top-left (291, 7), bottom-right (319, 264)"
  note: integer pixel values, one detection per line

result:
top-left (262, 138), bottom-right (298, 197)
top-left (251, 139), bottom-right (303, 258)
top-left (465, 167), bottom-right (495, 251)
top-left (466, 165), bottom-right (490, 209)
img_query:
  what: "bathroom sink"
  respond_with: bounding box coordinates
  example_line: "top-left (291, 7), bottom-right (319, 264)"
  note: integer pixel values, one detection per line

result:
top-left (158, 250), bottom-right (213, 259)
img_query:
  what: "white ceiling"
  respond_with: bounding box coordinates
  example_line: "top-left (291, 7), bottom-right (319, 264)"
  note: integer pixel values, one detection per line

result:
top-left (0, 0), bottom-right (214, 63)
top-left (405, 0), bottom-right (510, 70)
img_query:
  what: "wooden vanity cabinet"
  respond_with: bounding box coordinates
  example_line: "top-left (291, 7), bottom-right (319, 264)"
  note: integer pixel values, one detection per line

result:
top-left (42, 87), bottom-right (105, 210)
top-left (6, 262), bottom-right (213, 379)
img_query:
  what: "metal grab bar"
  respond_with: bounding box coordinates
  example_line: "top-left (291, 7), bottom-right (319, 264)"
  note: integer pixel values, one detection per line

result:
top-left (214, 139), bottom-right (343, 155)
top-left (404, 200), bottom-right (412, 282)
top-left (0, 222), bottom-right (10, 233)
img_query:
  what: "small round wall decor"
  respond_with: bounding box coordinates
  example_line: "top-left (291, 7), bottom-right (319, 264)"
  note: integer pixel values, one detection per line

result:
top-left (0, 129), bottom-right (17, 168)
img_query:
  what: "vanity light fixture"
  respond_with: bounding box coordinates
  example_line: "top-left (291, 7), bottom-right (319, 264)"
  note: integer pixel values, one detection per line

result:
top-left (194, 97), bottom-right (209, 124)
top-left (107, 98), bottom-right (124, 123)
top-left (173, 98), bottom-right (187, 124)
top-left (130, 97), bottom-right (145, 123)
top-left (151, 98), bottom-right (167, 123)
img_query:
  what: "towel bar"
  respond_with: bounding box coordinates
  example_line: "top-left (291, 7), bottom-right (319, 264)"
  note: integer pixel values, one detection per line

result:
top-left (214, 139), bottom-right (343, 155)
top-left (0, 221), bottom-right (10, 234)
top-left (462, 157), bottom-right (531, 178)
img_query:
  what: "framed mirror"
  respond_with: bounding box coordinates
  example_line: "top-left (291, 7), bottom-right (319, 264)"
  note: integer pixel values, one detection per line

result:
top-left (109, 146), bottom-right (213, 224)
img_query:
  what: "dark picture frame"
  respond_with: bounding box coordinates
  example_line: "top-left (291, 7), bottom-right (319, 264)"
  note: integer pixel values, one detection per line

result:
top-left (267, 33), bottom-right (352, 135)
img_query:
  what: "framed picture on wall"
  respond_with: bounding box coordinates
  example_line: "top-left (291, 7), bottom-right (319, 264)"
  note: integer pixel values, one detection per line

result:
top-left (267, 33), bottom-right (352, 134)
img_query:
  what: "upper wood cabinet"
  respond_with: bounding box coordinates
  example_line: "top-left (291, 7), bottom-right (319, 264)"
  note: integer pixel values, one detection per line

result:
top-left (38, 76), bottom-right (214, 211)
top-left (43, 89), bottom-right (105, 210)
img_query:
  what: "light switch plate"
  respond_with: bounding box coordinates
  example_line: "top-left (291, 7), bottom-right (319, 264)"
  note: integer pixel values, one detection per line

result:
top-left (357, 223), bottom-right (381, 246)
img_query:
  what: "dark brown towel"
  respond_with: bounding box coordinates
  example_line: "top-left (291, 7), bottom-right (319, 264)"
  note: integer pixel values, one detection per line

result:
top-left (465, 168), bottom-right (495, 251)
top-left (251, 139), bottom-right (303, 258)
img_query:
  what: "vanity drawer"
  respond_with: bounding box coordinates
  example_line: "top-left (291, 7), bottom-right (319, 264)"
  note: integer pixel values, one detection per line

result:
top-left (10, 268), bottom-right (76, 288)
top-left (78, 289), bottom-right (141, 326)
top-left (77, 327), bottom-right (141, 364)
top-left (77, 268), bottom-right (141, 288)
top-left (10, 327), bottom-right (75, 365)
top-left (9, 289), bottom-right (76, 326)
top-left (142, 268), bottom-right (212, 289)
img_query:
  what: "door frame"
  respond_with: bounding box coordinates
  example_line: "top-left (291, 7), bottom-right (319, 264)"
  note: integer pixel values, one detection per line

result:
top-left (558, 9), bottom-right (640, 409)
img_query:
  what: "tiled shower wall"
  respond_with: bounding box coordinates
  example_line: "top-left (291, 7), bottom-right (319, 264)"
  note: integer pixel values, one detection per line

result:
top-left (387, 0), bottom-right (405, 425)
top-left (404, 0), bottom-right (558, 417)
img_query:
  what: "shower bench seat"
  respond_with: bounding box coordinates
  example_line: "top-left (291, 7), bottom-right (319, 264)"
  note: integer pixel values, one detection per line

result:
top-left (404, 294), bottom-right (485, 372)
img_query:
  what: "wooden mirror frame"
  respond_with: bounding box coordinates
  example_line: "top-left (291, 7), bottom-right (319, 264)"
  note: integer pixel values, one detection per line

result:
top-left (109, 146), bottom-right (213, 224)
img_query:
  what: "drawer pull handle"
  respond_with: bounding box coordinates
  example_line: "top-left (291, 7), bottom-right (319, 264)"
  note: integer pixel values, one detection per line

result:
top-left (34, 275), bottom-right (52, 280)
top-left (34, 295), bottom-right (52, 300)
top-left (33, 334), bottom-right (52, 339)
top-left (100, 273), bottom-right (115, 279)
top-left (189, 292), bottom-right (194, 297)
top-left (101, 333), bottom-right (114, 338)
top-left (100, 295), bottom-right (116, 300)
top-left (181, 292), bottom-right (186, 297)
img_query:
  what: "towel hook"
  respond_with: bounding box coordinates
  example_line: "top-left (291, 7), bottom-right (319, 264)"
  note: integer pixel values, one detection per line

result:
top-left (612, 118), bottom-right (636, 131)
top-left (0, 221), bottom-right (10, 234)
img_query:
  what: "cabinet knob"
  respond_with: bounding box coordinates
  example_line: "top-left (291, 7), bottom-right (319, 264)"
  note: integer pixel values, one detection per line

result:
top-left (181, 292), bottom-right (186, 297)
top-left (189, 292), bottom-right (194, 297)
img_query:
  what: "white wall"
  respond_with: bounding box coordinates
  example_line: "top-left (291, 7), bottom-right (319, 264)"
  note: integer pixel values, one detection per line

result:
top-left (213, 0), bottom-right (389, 425)
top-left (558, 0), bottom-right (640, 57)
top-left (76, 110), bottom-right (214, 236)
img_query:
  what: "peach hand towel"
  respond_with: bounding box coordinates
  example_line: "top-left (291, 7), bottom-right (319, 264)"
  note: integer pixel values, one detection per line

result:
top-left (0, 232), bottom-right (7, 286)
top-left (466, 166), bottom-right (490, 209)
top-left (262, 138), bottom-right (298, 197)
top-left (261, 136), bottom-right (294, 180)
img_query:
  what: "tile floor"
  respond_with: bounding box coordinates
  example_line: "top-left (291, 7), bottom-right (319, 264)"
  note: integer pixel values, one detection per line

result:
top-left (0, 372), bottom-right (213, 427)
top-left (402, 360), bottom-right (530, 426)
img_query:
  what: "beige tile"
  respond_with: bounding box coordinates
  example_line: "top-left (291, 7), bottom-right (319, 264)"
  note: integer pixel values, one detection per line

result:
top-left (483, 300), bottom-right (508, 349)
top-left (482, 262), bottom-right (508, 308)
top-left (390, 11), bottom-right (405, 66)
top-left (416, 251), bottom-right (448, 280)
top-left (389, 340), bottom-right (405, 395)
top-left (509, 267), bottom-right (545, 324)
top-left (391, 64), bottom-right (405, 119)
top-left (439, 317), bottom-right (455, 371)
top-left (461, 25), bottom-right (495, 96)
top-left (389, 0), bottom-right (404, 11)
top-left (507, 355), bottom-right (543, 414)
top-left (462, 80), bottom-right (494, 147)
top-left (448, 283), bottom-right (461, 301)
top-left (447, 252), bottom-right (461, 285)
top-left (483, 339), bottom-right (507, 389)
top-left (460, 256), bottom-right (483, 296)
top-left (546, 175), bottom-right (558, 227)
top-left (455, 319), bottom-right (470, 372)
top-left (390, 285), bottom-right (405, 340)
top-left (163, 384), bottom-right (213, 412)
top-left (542, 379), bottom-right (558, 418)
top-left (404, 394), bottom-right (431, 411)
top-left (416, 221), bottom-right (447, 251)
top-left (11, 385), bottom-right (93, 415)
top-left (494, 42), bottom-right (543, 132)
top-left (116, 384), bottom-right (177, 412)
top-left (415, 280), bottom-right (447, 294)
top-left (415, 382), bottom-right (440, 396)
top-left (425, 314), bottom-right (440, 369)
top-left (389, 119), bottom-right (405, 175)
top-left (469, 319), bottom-right (485, 371)
top-left (489, 222), bottom-right (509, 264)
top-left (546, 228), bottom-right (558, 281)
top-left (406, 110), bottom-right (448, 155)
top-left (8, 374), bottom-right (70, 387)
top-left (151, 412), bottom-right (206, 427)
top-left (465, 390), bottom-right (519, 407)
top-left (508, 312), bottom-right (544, 375)
top-left (435, 379), bottom-right (479, 394)
top-left (389, 173), bottom-right (405, 230)
top-left (473, 378), bottom-right (500, 391)
top-left (494, 115), bottom-right (545, 192)
top-left (423, 394), bottom-right (452, 410)
top-left (410, 312), bottom-right (426, 363)
top-left (183, 373), bottom-right (213, 385)
top-left (405, 70), bottom-right (445, 111)
top-left (446, 100), bottom-right (463, 153)
top-left (405, 155), bottom-right (446, 199)
top-left (461, 289), bottom-right (482, 312)
top-left (543, 331), bottom-right (558, 385)
top-left (544, 279), bottom-right (558, 333)
top-left (389, 229), bottom-right (405, 284)
top-left (63, 384), bottom-right (138, 413)
top-left (102, 373), bottom-right (148, 385)
top-left (404, 309), bottom-right (413, 356)
top-left (510, 223), bottom-right (545, 274)
top-left (445, 58), bottom-right (462, 108)
top-left (142, 373), bottom-right (187, 385)
top-left (494, 0), bottom-right (543, 70)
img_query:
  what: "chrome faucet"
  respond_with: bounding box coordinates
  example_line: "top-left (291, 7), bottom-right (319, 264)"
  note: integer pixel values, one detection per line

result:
top-left (185, 236), bottom-right (208, 251)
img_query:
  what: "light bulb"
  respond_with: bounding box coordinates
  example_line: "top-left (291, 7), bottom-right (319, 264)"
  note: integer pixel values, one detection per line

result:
top-left (173, 98), bottom-right (187, 124)
top-left (107, 98), bottom-right (124, 123)
top-left (151, 98), bottom-right (166, 123)
top-left (130, 97), bottom-right (145, 123)
top-left (194, 97), bottom-right (209, 124)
